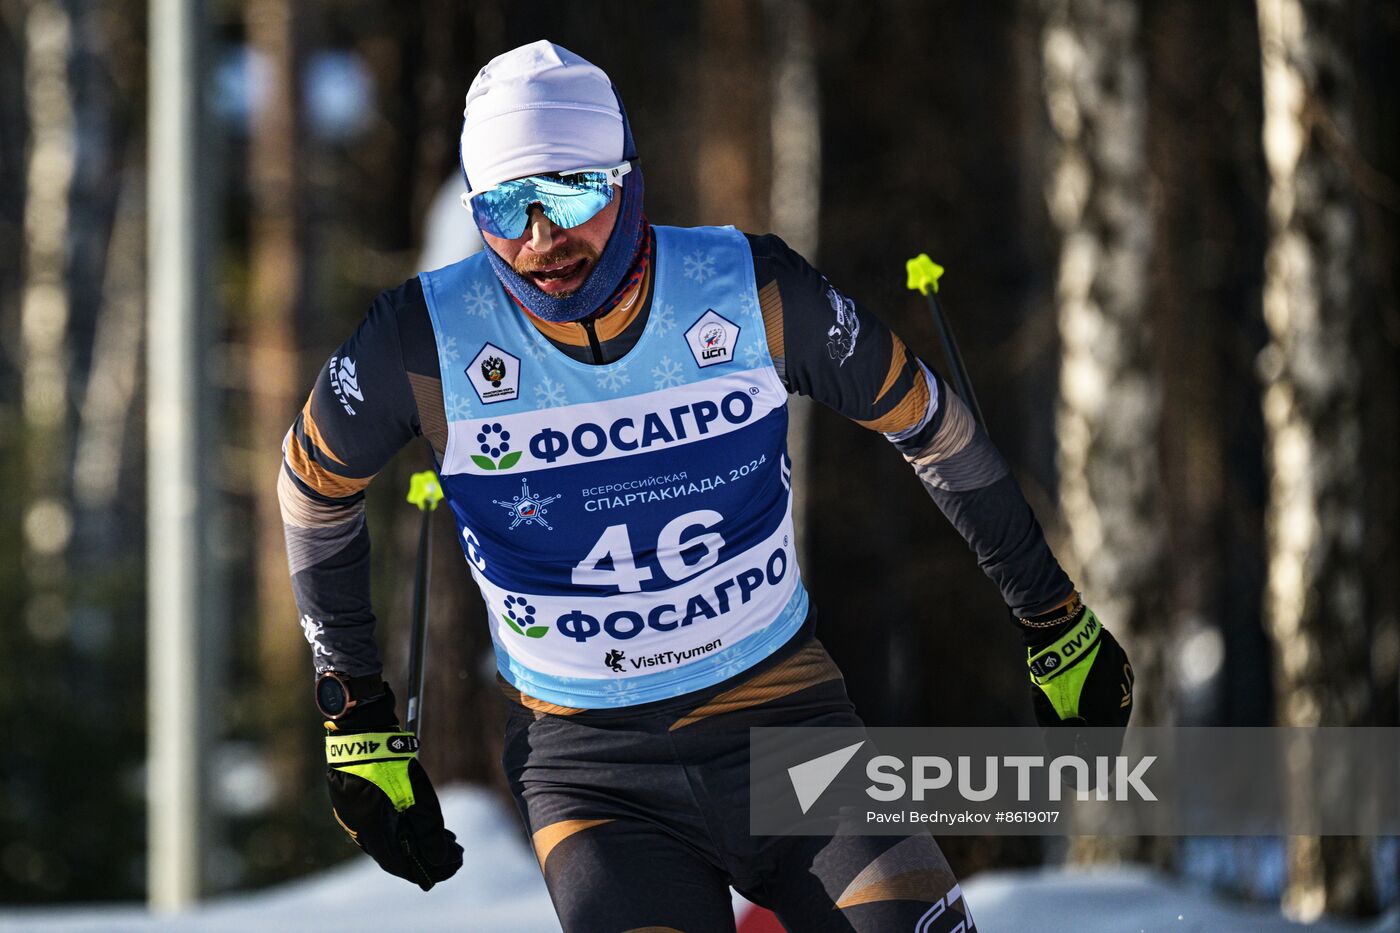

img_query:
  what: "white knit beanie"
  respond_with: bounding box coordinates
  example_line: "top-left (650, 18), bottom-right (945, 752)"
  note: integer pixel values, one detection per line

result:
top-left (459, 41), bottom-right (624, 194)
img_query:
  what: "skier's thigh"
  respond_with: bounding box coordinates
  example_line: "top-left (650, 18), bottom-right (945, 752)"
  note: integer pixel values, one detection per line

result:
top-left (751, 832), bottom-right (973, 932)
top-left (535, 816), bottom-right (737, 933)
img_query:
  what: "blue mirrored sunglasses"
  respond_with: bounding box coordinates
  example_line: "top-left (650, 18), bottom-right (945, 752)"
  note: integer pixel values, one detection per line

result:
top-left (463, 161), bottom-right (634, 240)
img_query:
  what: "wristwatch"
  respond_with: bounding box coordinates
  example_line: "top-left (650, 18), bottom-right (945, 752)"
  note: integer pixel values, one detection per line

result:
top-left (315, 671), bottom-right (387, 720)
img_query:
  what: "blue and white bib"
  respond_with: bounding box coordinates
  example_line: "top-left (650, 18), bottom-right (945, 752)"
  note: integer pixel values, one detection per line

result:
top-left (418, 225), bottom-right (808, 707)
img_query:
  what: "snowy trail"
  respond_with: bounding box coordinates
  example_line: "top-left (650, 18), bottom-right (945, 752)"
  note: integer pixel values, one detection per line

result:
top-left (967, 868), bottom-right (1398, 933)
top-left (0, 787), bottom-right (559, 933)
top-left (2, 786), bottom-right (1395, 932)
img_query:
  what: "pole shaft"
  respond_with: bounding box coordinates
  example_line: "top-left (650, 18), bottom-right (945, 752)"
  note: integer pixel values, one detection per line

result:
top-left (405, 511), bottom-right (432, 736)
top-left (924, 292), bottom-right (988, 433)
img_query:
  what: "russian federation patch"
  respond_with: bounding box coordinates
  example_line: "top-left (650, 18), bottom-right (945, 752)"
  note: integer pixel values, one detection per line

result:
top-left (467, 342), bottom-right (521, 405)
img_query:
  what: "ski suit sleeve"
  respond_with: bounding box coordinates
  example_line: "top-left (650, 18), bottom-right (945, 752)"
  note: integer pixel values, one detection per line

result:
top-left (279, 279), bottom-right (428, 677)
top-left (747, 233), bottom-right (1074, 618)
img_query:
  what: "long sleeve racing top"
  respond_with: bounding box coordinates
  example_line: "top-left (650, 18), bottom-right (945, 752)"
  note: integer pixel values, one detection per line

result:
top-left (280, 229), bottom-right (1073, 684)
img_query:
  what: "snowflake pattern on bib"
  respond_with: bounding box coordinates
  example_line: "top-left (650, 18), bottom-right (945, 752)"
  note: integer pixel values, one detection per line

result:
top-left (444, 391), bottom-right (471, 421)
top-left (596, 362), bottom-right (631, 394)
top-left (533, 376), bottom-right (569, 408)
top-left (462, 281), bottom-right (496, 318)
top-left (683, 249), bottom-right (717, 283)
top-left (440, 335), bottom-right (461, 364)
top-left (652, 303), bottom-right (678, 336)
top-left (417, 225), bottom-right (804, 709)
top-left (651, 356), bottom-right (684, 389)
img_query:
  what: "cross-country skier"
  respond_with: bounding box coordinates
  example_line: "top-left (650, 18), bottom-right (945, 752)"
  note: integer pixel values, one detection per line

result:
top-left (281, 40), bottom-right (1134, 931)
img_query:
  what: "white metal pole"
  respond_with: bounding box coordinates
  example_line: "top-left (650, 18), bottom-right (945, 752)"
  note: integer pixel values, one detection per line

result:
top-left (147, 0), bottom-right (205, 909)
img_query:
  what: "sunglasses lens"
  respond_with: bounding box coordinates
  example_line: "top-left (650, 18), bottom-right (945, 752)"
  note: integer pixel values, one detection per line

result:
top-left (472, 172), bottom-right (616, 239)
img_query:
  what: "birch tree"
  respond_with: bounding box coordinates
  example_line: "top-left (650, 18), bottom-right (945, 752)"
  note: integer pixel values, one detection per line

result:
top-left (763, 0), bottom-right (820, 566)
top-left (1257, 0), bottom-right (1376, 917)
top-left (20, 0), bottom-right (75, 647)
top-left (1041, 0), bottom-right (1167, 725)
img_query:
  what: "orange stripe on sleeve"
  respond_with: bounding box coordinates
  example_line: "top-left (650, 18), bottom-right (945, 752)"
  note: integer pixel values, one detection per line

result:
top-left (299, 399), bottom-right (348, 466)
top-left (872, 335), bottom-right (909, 406)
top-left (855, 372), bottom-right (930, 434)
top-left (283, 429), bottom-right (373, 499)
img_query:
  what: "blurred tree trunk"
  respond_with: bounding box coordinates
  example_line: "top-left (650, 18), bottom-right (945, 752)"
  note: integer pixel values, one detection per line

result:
top-left (804, 0), bottom-right (1047, 876)
top-left (247, 0), bottom-right (306, 793)
top-left (1041, 0), bottom-right (1170, 865)
top-left (1040, 0), bottom-right (1167, 714)
top-left (0, 0), bottom-right (27, 747)
top-left (739, 6), bottom-right (820, 925)
top-left (73, 162), bottom-right (143, 525)
top-left (1256, 0), bottom-right (1377, 918)
top-left (1352, 1), bottom-right (1400, 733)
top-left (6, 0), bottom-right (152, 900)
top-left (68, 0), bottom-right (145, 696)
top-left (1145, 0), bottom-right (1272, 729)
top-left (0, 1), bottom-right (24, 343)
top-left (20, 0), bottom-right (75, 649)
top-left (71, 156), bottom-right (143, 685)
top-left (762, 0), bottom-right (819, 570)
top-left (695, 0), bottom-right (767, 230)
top-left (364, 0), bottom-right (505, 790)
top-left (404, 0), bottom-right (504, 788)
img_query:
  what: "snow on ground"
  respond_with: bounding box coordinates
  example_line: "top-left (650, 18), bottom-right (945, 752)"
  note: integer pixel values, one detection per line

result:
top-left (0, 787), bottom-right (557, 933)
top-left (1, 785), bottom-right (1396, 932)
top-left (966, 867), bottom-right (1398, 933)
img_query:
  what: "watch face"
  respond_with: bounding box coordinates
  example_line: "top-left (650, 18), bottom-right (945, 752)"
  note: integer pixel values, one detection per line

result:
top-left (317, 676), bottom-right (348, 716)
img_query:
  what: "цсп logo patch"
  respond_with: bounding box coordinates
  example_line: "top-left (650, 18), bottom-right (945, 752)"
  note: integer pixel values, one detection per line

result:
top-left (685, 308), bottom-right (740, 369)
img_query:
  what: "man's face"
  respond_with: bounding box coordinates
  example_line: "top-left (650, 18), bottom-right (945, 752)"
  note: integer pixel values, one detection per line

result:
top-left (480, 187), bottom-right (621, 298)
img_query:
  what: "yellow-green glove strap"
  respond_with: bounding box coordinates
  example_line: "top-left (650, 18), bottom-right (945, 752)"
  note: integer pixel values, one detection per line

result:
top-left (326, 732), bottom-right (420, 812)
top-left (1027, 609), bottom-right (1103, 721)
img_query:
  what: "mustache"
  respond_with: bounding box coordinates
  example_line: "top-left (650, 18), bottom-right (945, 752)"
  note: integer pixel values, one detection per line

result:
top-left (513, 243), bottom-right (600, 275)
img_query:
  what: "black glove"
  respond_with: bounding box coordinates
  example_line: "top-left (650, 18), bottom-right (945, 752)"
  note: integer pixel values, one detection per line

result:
top-left (323, 684), bottom-right (463, 891)
top-left (1022, 598), bottom-right (1134, 760)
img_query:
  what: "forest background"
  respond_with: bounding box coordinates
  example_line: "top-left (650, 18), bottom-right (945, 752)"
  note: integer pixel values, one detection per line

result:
top-left (1, 0), bottom-right (1398, 920)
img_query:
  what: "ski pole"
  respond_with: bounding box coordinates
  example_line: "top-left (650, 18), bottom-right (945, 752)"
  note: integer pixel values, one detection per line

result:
top-left (905, 254), bottom-right (988, 435)
top-left (404, 469), bottom-right (444, 737)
